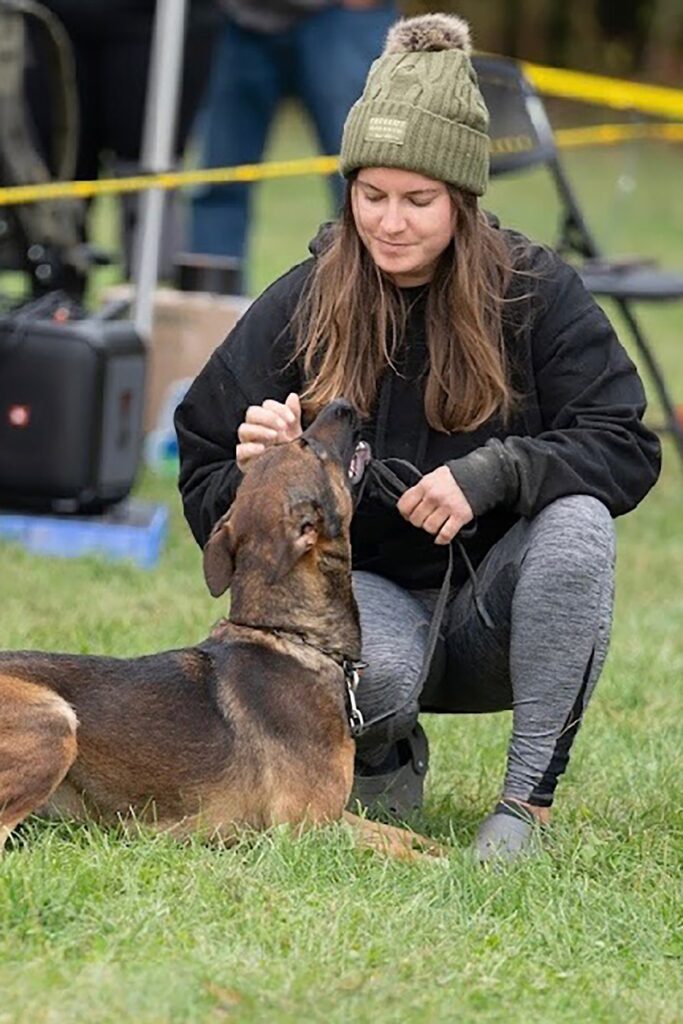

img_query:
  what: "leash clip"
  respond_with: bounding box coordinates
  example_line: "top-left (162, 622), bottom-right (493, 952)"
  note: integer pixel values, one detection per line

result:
top-left (343, 658), bottom-right (367, 737)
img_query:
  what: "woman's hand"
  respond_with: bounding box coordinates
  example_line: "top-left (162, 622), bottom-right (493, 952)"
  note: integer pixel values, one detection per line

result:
top-left (397, 466), bottom-right (473, 545)
top-left (236, 393), bottom-right (302, 473)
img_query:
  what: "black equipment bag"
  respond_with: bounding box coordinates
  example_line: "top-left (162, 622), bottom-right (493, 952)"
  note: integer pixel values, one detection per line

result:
top-left (0, 294), bottom-right (145, 513)
top-left (0, 0), bottom-right (88, 297)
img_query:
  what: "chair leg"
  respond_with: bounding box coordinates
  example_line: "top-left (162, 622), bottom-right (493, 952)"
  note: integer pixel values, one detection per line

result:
top-left (617, 300), bottom-right (683, 469)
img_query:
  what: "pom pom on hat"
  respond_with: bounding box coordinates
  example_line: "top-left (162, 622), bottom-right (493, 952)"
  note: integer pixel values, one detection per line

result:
top-left (384, 13), bottom-right (472, 56)
top-left (339, 11), bottom-right (490, 196)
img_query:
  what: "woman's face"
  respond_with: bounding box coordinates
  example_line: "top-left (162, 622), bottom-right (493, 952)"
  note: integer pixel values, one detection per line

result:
top-left (351, 167), bottom-right (455, 287)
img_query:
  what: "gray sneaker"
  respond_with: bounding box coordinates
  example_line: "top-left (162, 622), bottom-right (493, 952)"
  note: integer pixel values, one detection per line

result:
top-left (348, 724), bottom-right (429, 821)
top-left (472, 800), bottom-right (546, 864)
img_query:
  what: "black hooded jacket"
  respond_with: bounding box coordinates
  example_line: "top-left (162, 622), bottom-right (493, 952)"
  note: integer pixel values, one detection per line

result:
top-left (175, 228), bottom-right (661, 590)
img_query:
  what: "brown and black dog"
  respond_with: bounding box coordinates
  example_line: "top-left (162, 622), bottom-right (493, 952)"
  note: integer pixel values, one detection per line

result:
top-left (0, 400), bottom-right (444, 861)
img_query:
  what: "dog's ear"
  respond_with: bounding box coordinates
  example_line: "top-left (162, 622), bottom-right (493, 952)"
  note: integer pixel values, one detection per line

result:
top-left (269, 502), bottom-right (320, 583)
top-left (203, 509), bottom-right (235, 597)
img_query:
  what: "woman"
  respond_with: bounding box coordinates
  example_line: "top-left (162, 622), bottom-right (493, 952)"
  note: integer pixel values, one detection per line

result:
top-left (175, 13), bottom-right (661, 862)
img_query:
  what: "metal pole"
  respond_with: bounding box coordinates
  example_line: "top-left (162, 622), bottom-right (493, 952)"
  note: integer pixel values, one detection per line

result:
top-left (133, 0), bottom-right (188, 340)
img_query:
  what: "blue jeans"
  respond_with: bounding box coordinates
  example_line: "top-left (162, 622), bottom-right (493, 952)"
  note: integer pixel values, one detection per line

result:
top-left (190, 3), bottom-right (397, 269)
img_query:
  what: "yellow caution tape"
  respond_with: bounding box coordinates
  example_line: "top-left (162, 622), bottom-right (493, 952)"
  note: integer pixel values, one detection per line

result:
top-left (0, 155), bottom-right (340, 206)
top-left (524, 61), bottom-right (683, 120)
top-left (487, 121), bottom-right (683, 159)
top-left (0, 123), bottom-right (680, 207)
top-left (556, 121), bottom-right (683, 147)
top-left (0, 64), bottom-right (682, 208)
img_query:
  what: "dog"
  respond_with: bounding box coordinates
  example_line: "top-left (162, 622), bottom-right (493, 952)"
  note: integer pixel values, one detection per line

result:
top-left (0, 399), bottom-right (444, 862)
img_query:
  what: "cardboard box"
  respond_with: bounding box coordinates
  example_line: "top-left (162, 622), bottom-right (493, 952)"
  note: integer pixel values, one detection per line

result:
top-left (102, 286), bottom-right (251, 432)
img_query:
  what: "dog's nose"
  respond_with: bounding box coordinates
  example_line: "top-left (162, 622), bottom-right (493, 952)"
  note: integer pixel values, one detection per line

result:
top-left (324, 399), bottom-right (358, 426)
top-left (302, 399), bottom-right (360, 456)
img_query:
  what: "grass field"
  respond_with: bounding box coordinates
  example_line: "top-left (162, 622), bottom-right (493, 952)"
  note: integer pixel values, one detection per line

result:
top-left (1, 105), bottom-right (682, 1022)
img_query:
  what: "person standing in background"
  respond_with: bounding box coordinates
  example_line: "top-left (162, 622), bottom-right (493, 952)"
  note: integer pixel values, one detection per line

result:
top-left (24, 0), bottom-right (221, 277)
top-left (189, 0), bottom-right (397, 293)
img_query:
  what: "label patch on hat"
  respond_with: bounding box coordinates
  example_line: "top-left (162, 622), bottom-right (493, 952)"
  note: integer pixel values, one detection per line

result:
top-left (365, 116), bottom-right (407, 145)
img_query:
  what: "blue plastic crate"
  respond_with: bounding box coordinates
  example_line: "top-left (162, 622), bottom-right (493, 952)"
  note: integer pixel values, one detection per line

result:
top-left (0, 500), bottom-right (169, 569)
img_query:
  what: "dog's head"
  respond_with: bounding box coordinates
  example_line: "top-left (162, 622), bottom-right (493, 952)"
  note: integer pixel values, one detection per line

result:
top-left (203, 399), bottom-right (370, 597)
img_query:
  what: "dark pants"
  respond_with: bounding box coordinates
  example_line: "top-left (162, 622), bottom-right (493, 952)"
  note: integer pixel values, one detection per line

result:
top-left (353, 495), bottom-right (616, 807)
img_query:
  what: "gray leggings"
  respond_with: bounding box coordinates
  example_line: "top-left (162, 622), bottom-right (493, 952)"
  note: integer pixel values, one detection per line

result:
top-left (353, 495), bottom-right (616, 807)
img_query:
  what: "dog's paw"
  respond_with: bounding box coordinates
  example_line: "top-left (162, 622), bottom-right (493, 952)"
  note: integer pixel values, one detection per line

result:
top-left (342, 811), bottom-right (450, 865)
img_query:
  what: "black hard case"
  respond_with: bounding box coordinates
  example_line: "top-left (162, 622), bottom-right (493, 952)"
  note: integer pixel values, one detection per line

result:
top-left (0, 315), bottom-right (146, 513)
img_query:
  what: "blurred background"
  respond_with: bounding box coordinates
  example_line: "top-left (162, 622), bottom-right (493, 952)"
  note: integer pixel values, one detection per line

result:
top-left (92, 0), bottom-right (683, 299)
top-left (2, 0), bottom-right (682, 303)
top-left (411, 0), bottom-right (683, 79)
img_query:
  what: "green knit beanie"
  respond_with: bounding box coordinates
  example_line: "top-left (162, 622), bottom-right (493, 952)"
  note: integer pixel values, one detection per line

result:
top-left (340, 13), bottom-right (489, 196)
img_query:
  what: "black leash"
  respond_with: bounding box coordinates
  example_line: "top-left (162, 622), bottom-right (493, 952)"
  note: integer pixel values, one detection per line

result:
top-left (351, 458), bottom-right (493, 739)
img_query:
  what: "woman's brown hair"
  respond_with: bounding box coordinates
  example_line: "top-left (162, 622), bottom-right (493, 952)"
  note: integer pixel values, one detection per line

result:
top-left (292, 180), bottom-right (519, 433)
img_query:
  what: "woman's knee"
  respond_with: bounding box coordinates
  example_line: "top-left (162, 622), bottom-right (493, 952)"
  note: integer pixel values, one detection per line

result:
top-left (352, 571), bottom-right (430, 700)
top-left (528, 495), bottom-right (615, 570)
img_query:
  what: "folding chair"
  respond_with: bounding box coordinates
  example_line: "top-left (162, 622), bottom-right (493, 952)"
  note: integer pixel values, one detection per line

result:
top-left (473, 54), bottom-right (683, 467)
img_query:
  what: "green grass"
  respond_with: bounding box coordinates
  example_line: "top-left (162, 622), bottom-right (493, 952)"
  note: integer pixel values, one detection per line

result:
top-left (1, 105), bottom-right (682, 1022)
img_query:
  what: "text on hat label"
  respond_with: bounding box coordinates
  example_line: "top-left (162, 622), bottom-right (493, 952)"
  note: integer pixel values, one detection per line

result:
top-left (365, 116), bottom-right (407, 145)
